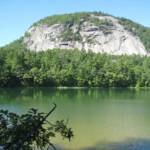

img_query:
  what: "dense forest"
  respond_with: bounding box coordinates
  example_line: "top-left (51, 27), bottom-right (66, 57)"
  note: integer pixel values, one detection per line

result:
top-left (0, 39), bottom-right (150, 88)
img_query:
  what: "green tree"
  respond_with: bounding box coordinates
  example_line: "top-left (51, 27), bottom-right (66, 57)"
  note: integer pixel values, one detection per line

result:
top-left (0, 104), bottom-right (73, 150)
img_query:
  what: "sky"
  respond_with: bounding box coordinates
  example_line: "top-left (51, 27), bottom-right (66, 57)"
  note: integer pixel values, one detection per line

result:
top-left (0, 0), bottom-right (150, 46)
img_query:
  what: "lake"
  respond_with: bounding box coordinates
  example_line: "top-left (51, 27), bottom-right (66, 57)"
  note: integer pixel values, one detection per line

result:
top-left (1, 88), bottom-right (150, 150)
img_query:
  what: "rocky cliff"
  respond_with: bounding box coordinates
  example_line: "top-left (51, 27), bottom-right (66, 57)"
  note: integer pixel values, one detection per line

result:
top-left (23, 12), bottom-right (148, 55)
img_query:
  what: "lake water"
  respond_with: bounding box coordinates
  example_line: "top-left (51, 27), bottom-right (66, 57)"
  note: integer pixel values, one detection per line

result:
top-left (1, 88), bottom-right (150, 150)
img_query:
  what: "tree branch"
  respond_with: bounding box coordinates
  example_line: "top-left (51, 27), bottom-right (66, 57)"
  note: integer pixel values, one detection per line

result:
top-left (5, 103), bottom-right (57, 150)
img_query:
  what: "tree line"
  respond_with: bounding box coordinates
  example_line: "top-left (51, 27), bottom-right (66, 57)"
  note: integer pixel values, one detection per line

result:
top-left (0, 42), bottom-right (150, 87)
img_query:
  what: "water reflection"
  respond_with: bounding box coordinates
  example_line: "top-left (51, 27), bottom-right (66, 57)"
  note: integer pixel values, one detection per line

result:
top-left (80, 138), bottom-right (150, 150)
top-left (1, 88), bottom-right (150, 149)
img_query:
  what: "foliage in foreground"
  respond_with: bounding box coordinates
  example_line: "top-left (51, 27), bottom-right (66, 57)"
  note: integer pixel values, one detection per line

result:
top-left (0, 104), bottom-right (73, 150)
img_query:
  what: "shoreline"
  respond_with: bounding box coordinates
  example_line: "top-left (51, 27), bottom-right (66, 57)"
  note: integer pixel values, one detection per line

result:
top-left (1, 86), bottom-right (150, 90)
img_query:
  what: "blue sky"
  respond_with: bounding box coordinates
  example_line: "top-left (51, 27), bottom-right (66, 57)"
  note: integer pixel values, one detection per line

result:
top-left (0, 0), bottom-right (150, 46)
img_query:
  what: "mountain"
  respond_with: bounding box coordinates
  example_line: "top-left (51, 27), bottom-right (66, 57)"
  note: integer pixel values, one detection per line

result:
top-left (22, 12), bottom-right (150, 55)
top-left (1, 12), bottom-right (150, 87)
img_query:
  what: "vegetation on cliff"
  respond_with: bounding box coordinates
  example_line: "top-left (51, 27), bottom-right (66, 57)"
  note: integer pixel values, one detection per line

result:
top-left (31, 12), bottom-right (150, 52)
top-left (119, 17), bottom-right (150, 52)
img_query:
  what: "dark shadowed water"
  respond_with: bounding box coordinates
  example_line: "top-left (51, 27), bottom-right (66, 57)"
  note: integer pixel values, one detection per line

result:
top-left (0, 88), bottom-right (150, 150)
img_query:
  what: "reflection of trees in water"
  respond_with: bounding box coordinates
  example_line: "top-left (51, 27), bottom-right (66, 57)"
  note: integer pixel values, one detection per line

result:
top-left (0, 88), bottom-right (150, 102)
top-left (1, 88), bottom-right (150, 150)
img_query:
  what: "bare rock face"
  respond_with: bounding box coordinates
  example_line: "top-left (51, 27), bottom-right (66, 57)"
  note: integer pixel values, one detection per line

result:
top-left (23, 15), bottom-right (147, 55)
